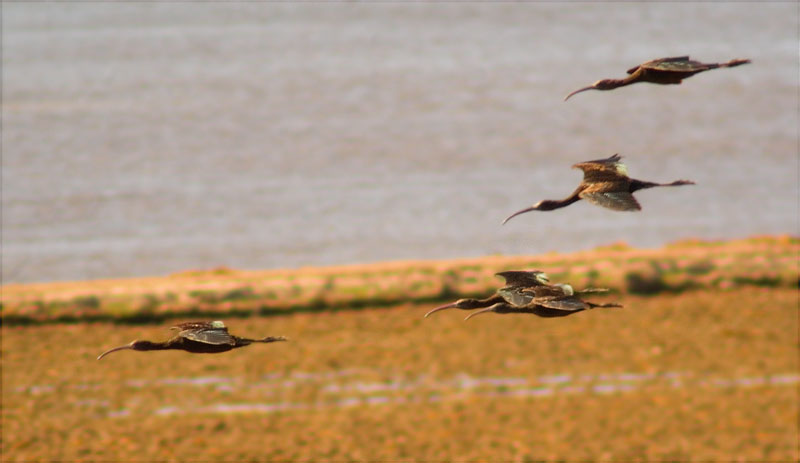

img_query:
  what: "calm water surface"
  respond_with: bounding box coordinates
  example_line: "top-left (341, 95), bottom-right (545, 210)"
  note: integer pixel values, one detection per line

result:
top-left (3, 3), bottom-right (797, 283)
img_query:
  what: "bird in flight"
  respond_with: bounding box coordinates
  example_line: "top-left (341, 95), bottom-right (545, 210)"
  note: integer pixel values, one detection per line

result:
top-left (464, 284), bottom-right (621, 320)
top-left (97, 321), bottom-right (286, 360)
top-left (502, 153), bottom-right (694, 224)
top-left (424, 270), bottom-right (552, 318)
top-left (564, 55), bottom-right (750, 101)
top-left (426, 270), bottom-right (611, 319)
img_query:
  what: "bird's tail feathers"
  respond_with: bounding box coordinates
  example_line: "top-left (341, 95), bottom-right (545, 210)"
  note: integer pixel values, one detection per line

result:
top-left (667, 179), bottom-right (695, 186)
top-left (576, 287), bottom-right (610, 294)
top-left (256, 336), bottom-right (287, 343)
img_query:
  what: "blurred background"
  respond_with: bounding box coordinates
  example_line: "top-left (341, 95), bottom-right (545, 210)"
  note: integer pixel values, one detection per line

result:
top-left (3, 4), bottom-right (798, 462)
top-left (3, 2), bottom-right (796, 284)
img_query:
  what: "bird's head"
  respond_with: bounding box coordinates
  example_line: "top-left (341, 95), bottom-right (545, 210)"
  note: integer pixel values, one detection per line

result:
top-left (502, 198), bottom-right (571, 223)
top-left (463, 303), bottom-right (515, 321)
top-left (591, 79), bottom-right (620, 90)
top-left (564, 79), bottom-right (617, 101)
top-left (531, 200), bottom-right (563, 212)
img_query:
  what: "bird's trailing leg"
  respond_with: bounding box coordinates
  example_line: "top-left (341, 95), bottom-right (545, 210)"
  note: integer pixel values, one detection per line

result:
top-left (720, 58), bottom-right (751, 68)
top-left (629, 179), bottom-right (695, 192)
top-left (243, 336), bottom-right (288, 343)
top-left (586, 302), bottom-right (623, 309)
top-left (575, 288), bottom-right (610, 294)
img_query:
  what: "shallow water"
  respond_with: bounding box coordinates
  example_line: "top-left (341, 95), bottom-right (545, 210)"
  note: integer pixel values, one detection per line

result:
top-left (2, 3), bottom-right (797, 283)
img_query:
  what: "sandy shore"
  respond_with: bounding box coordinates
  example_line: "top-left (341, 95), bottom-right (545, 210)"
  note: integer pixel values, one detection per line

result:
top-left (2, 235), bottom-right (796, 324)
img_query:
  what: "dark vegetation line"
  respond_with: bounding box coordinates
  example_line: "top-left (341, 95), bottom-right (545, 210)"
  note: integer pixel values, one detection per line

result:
top-left (1, 267), bottom-right (791, 327)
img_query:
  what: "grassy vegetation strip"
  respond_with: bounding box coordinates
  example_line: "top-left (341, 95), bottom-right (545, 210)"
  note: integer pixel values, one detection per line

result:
top-left (1, 235), bottom-right (796, 325)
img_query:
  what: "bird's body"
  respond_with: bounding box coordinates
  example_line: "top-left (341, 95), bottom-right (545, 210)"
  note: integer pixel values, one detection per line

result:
top-left (425, 271), bottom-right (614, 319)
top-left (564, 56), bottom-right (750, 100)
top-left (502, 153), bottom-right (694, 223)
top-left (97, 321), bottom-right (286, 360)
top-left (465, 285), bottom-right (622, 320)
top-left (424, 270), bottom-right (551, 318)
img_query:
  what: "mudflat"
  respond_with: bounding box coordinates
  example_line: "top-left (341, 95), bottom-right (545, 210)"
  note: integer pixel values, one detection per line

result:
top-left (3, 285), bottom-right (797, 460)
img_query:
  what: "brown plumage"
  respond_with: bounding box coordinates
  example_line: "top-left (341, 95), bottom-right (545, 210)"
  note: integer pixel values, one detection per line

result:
top-left (502, 154), bottom-right (694, 223)
top-left (564, 56), bottom-right (750, 101)
top-left (424, 270), bottom-right (552, 318)
top-left (97, 321), bottom-right (286, 360)
top-left (425, 270), bottom-right (610, 318)
top-left (464, 285), bottom-right (622, 321)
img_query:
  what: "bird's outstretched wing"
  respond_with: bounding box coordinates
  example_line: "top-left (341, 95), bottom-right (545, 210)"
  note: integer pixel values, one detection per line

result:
top-left (171, 321), bottom-right (227, 332)
top-left (572, 154), bottom-right (629, 183)
top-left (628, 56), bottom-right (690, 74)
top-left (579, 191), bottom-right (642, 211)
top-left (641, 56), bottom-right (710, 73)
top-left (521, 285), bottom-right (571, 298)
top-left (172, 321), bottom-right (235, 345)
top-left (532, 295), bottom-right (589, 312)
top-left (495, 270), bottom-right (549, 288)
top-left (179, 327), bottom-right (236, 345)
top-left (497, 287), bottom-right (536, 307)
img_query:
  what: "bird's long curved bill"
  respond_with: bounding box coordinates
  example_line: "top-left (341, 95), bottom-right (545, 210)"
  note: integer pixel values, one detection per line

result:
top-left (464, 307), bottom-right (494, 321)
top-left (502, 206), bottom-right (537, 225)
top-left (563, 85), bottom-right (595, 101)
top-left (97, 345), bottom-right (132, 360)
top-left (424, 302), bottom-right (458, 318)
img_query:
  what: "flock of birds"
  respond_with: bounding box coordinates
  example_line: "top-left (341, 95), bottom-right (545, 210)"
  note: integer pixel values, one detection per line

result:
top-left (97, 55), bottom-right (750, 360)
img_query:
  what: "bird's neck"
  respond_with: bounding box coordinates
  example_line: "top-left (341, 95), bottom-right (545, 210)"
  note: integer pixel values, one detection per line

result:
top-left (609, 78), bottom-right (635, 88)
top-left (133, 340), bottom-right (176, 351)
top-left (463, 296), bottom-right (503, 309)
top-left (538, 194), bottom-right (581, 211)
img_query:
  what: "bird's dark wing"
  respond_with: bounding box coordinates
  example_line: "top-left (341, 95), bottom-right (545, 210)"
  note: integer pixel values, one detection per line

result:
top-left (575, 153), bottom-right (623, 167)
top-left (497, 287), bottom-right (535, 307)
top-left (625, 64), bottom-right (641, 75)
top-left (521, 285), bottom-right (569, 298)
top-left (579, 191), bottom-right (642, 211)
top-left (572, 154), bottom-right (629, 183)
top-left (495, 271), bottom-right (547, 288)
top-left (641, 56), bottom-right (709, 73)
top-left (533, 295), bottom-right (588, 312)
top-left (171, 321), bottom-right (228, 332)
top-left (628, 56), bottom-right (693, 74)
top-left (178, 327), bottom-right (236, 345)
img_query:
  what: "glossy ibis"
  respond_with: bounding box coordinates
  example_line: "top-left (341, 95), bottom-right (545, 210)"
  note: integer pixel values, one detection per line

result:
top-left (97, 321), bottom-right (286, 360)
top-left (502, 153), bottom-right (694, 223)
top-left (464, 284), bottom-right (622, 320)
top-left (424, 270), bottom-right (551, 318)
top-left (564, 55), bottom-right (750, 101)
